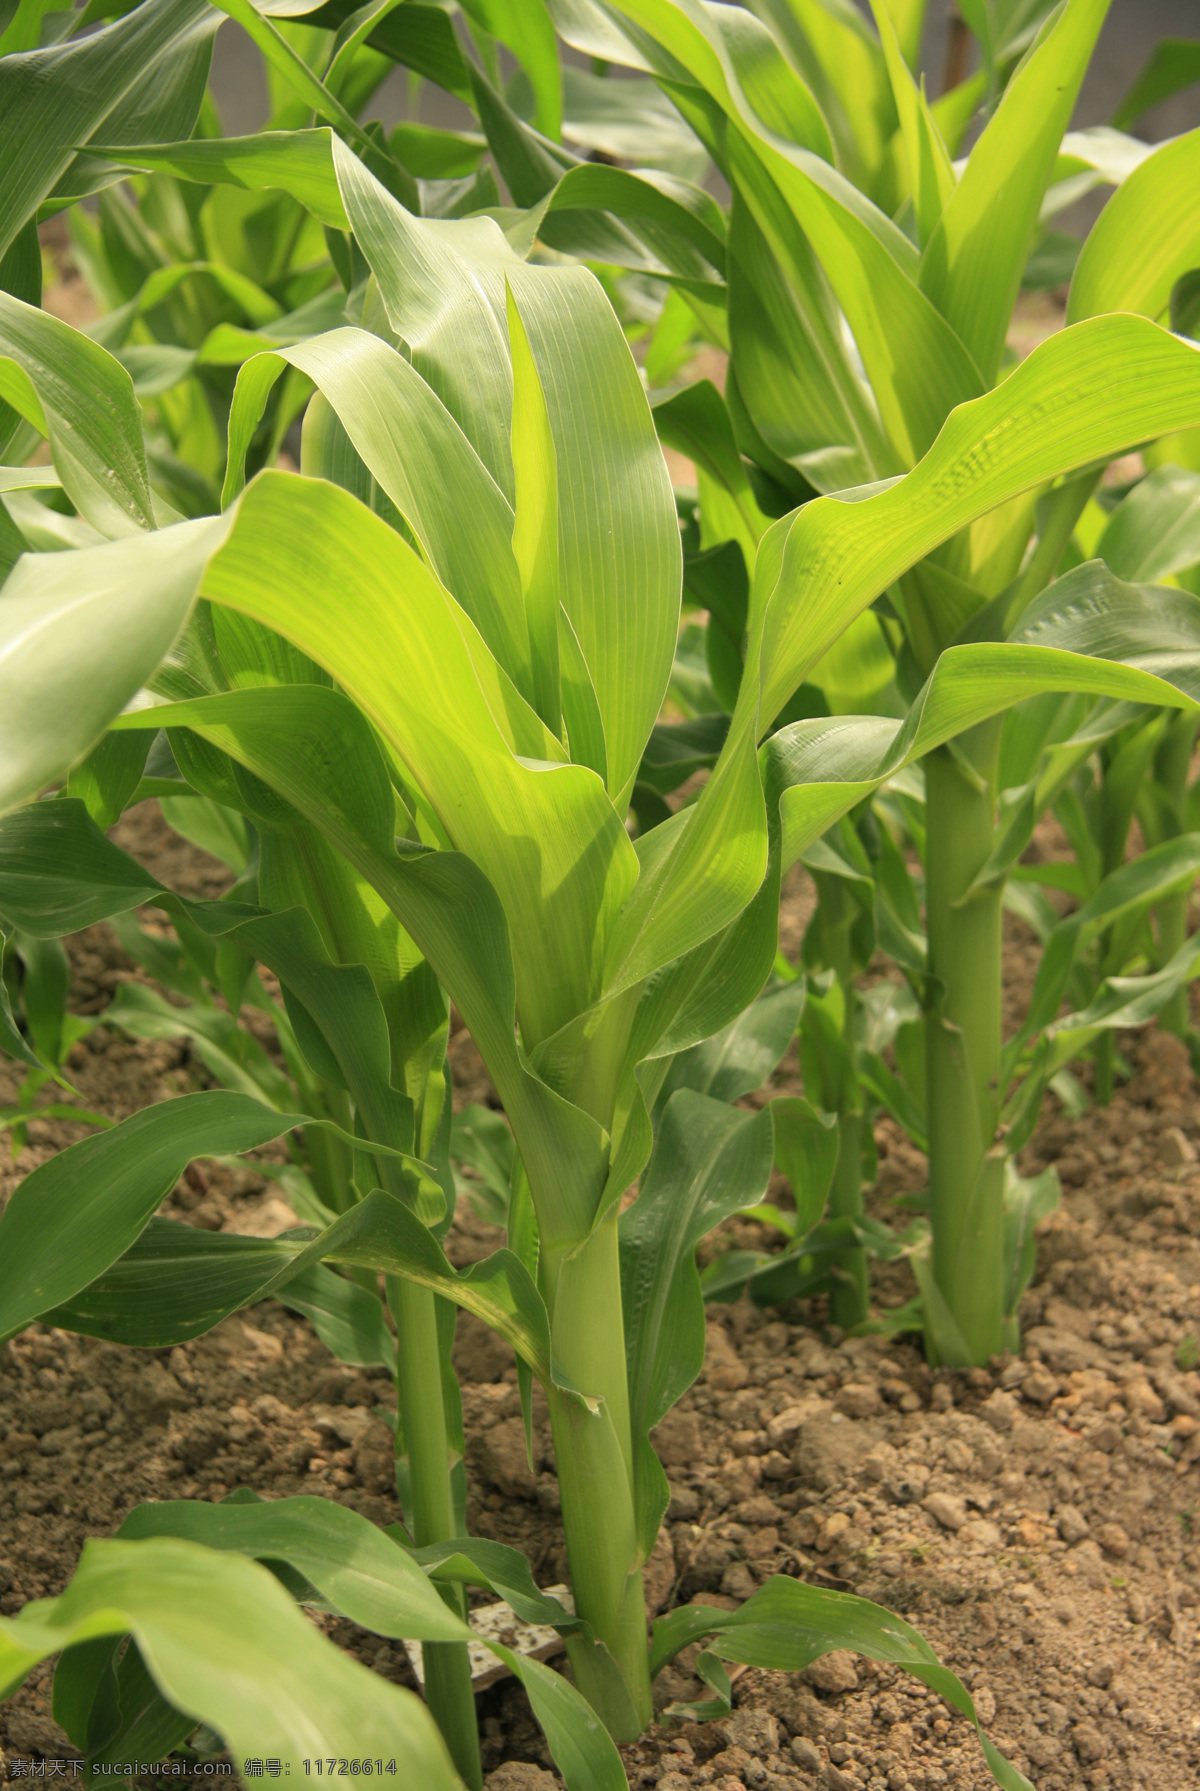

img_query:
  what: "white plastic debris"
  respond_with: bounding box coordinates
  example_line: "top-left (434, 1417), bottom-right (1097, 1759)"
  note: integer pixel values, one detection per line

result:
top-left (403, 1585), bottom-right (574, 1691)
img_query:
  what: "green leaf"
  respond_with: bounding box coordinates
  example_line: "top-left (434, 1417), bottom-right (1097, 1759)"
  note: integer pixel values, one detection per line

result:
top-left (652, 378), bottom-right (771, 565)
top-left (45, 1218), bottom-right (319, 1348)
top-left (316, 1191), bottom-right (556, 1387)
top-left (51, 1635), bottom-right (122, 1755)
top-left (0, 464), bottom-right (59, 494)
top-left (65, 731), bottom-right (151, 832)
top-left (0, 1091), bottom-right (323, 1343)
top-left (764, 561), bottom-right (1200, 872)
top-left (1038, 931), bottom-right (1200, 1073)
top-left (0, 792), bottom-right (442, 1189)
top-left (196, 477), bottom-right (635, 1049)
top-left (42, 1173), bottom-right (551, 1379)
top-left (104, 680), bottom-right (613, 1247)
top-left (414, 1534), bottom-right (579, 1629)
top-left (226, 328), bottom-right (532, 697)
top-left (638, 713), bottom-right (730, 795)
top-left (9, 929), bottom-right (69, 1068)
top-left (120, 1500), bottom-right (625, 1791)
top-left (333, 136), bottom-right (521, 494)
top-left (120, 1495), bottom-right (467, 1643)
top-left (0, 514), bottom-right (225, 817)
top-left (0, 0), bottom-right (219, 260)
top-left (502, 262), bottom-right (684, 805)
top-left (746, 317), bottom-right (1200, 727)
top-left (451, 1104), bottom-right (515, 1225)
top-left (651, 1576), bottom-right (1032, 1791)
top-left (771, 1092), bottom-right (840, 1234)
top-left (205, 0), bottom-right (416, 207)
top-left (1003, 1161), bottom-right (1059, 1321)
top-left (0, 922), bottom-right (39, 1070)
top-left (1017, 833), bottom-right (1200, 1050)
top-left (868, 0), bottom-right (955, 248)
top-left (542, 160), bottom-right (727, 287)
top-left (622, 1090), bottom-right (775, 1550)
top-left (461, 0), bottom-right (562, 138)
top-left (725, 195), bottom-right (887, 493)
top-left (274, 1260), bottom-right (397, 1372)
top-left (918, 0), bottom-right (1106, 383)
top-left (360, 2), bottom-right (472, 99)
top-left (0, 293), bottom-right (156, 535)
top-left (388, 122), bottom-right (485, 180)
top-left (158, 791), bottom-right (251, 874)
top-left (636, 0), bottom-right (985, 463)
top-left (1096, 465), bottom-right (1200, 583)
top-left (80, 1636), bottom-right (197, 1769)
top-left (654, 978), bottom-right (803, 1109)
top-left (560, 64), bottom-right (709, 181)
top-left (93, 130), bottom-right (351, 229)
top-left (489, 1652), bottom-right (626, 1791)
top-left (1067, 127), bottom-right (1200, 325)
top-left (0, 1536), bottom-right (459, 1780)
top-left (747, 0), bottom-right (894, 196)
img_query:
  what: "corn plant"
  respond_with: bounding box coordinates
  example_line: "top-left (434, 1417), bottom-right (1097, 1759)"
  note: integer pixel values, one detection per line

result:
top-left (527, 0), bottom-right (1200, 1362)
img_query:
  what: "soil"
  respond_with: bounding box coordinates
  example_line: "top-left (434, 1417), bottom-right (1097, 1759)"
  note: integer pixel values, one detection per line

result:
top-left (1, 808), bottom-right (1199, 1791)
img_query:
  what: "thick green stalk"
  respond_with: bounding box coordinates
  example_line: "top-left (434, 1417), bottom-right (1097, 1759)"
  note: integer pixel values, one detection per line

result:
top-left (388, 1276), bottom-right (482, 1791)
top-left (922, 730), bottom-right (1006, 1365)
top-left (541, 1209), bottom-right (653, 1740)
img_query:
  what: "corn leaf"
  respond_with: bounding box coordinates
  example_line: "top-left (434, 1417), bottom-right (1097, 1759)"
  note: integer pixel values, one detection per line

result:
top-left (748, 316), bottom-right (1200, 723)
top-left (918, 0), bottom-right (1106, 383)
top-left (0, 1086), bottom-right (438, 1346)
top-left (652, 1576), bottom-right (1031, 1790)
top-left (725, 195), bottom-right (890, 492)
top-left (120, 1500), bottom-right (625, 1791)
top-left (93, 130), bottom-right (352, 229)
top-left (0, 1537), bottom-right (459, 1781)
top-left (105, 680), bottom-right (613, 1242)
top-left (0, 515), bottom-right (225, 816)
top-left (1067, 126), bottom-right (1200, 323)
top-left (621, 1090), bottom-right (775, 1552)
top-left (611, 0), bottom-right (985, 461)
top-left (1110, 36), bottom-right (1200, 132)
top-left (868, 0), bottom-right (954, 247)
top-left (225, 330), bottom-right (533, 696)
top-left (333, 143), bottom-right (681, 806)
top-left (764, 561), bottom-right (1200, 868)
top-left (1096, 465), bottom-right (1200, 583)
top-left (0, 0), bottom-right (218, 259)
top-left (0, 292), bottom-right (156, 534)
top-left (653, 978), bottom-right (804, 1109)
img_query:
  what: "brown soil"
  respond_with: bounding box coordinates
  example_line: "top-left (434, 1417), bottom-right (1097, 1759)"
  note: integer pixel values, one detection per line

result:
top-left (1, 810), bottom-right (1198, 1791)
